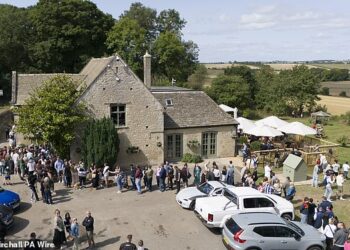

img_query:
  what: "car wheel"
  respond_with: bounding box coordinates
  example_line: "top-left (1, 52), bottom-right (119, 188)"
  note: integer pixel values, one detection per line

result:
top-left (281, 213), bottom-right (292, 220)
top-left (246, 247), bottom-right (261, 250)
top-left (189, 200), bottom-right (196, 210)
top-left (307, 246), bottom-right (322, 250)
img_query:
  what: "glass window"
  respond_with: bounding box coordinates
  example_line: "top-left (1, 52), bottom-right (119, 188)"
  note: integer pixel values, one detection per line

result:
top-left (197, 182), bottom-right (214, 195)
top-left (223, 189), bottom-right (238, 205)
top-left (253, 226), bottom-right (275, 237)
top-left (225, 218), bottom-right (242, 235)
top-left (110, 104), bottom-right (126, 127)
top-left (256, 198), bottom-right (274, 208)
top-left (202, 132), bottom-right (217, 156)
top-left (243, 198), bottom-right (257, 208)
top-left (275, 226), bottom-right (296, 238)
top-left (166, 134), bottom-right (183, 159)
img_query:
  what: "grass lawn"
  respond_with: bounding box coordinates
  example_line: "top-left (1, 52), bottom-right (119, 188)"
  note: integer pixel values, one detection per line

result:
top-left (251, 115), bottom-right (350, 225)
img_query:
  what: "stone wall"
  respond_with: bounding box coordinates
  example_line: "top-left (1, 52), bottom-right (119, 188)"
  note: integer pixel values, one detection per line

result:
top-left (164, 125), bottom-right (236, 160)
top-left (76, 57), bottom-right (165, 167)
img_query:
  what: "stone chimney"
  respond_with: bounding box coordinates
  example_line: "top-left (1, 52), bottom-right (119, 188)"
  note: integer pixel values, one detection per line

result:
top-left (143, 51), bottom-right (151, 88)
top-left (11, 71), bottom-right (17, 104)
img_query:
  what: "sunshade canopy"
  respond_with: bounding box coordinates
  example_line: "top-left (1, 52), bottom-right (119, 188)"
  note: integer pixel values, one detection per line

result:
top-left (236, 117), bottom-right (256, 133)
top-left (255, 116), bottom-right (289, 129)
top-left (278, 121), bottom-right (317, 136)
top-left (245, 124), bottom-right (284, 137)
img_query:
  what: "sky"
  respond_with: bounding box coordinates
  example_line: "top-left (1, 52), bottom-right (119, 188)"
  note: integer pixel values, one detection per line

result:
top-left (1, 0), bottom-right (350, 62)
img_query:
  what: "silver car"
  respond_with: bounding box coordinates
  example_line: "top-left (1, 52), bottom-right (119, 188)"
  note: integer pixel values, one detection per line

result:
top-left (222, 212), bottom-right (326, 250)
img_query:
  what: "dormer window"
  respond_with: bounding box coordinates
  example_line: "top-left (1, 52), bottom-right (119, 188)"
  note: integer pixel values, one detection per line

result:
top-left (165, 98), bottom-right (173, 106)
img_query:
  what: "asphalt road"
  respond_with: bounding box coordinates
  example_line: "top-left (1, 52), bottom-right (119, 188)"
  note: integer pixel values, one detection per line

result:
top-left (6, 176), bottom-right (226, 250)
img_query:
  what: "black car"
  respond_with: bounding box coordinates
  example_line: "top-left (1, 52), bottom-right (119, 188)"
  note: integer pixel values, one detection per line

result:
top-left (0, 204), bottom-right (14, 229)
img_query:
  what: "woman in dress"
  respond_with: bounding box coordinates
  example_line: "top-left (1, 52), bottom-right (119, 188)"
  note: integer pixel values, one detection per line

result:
top-left (193, 164), bottom-right (201, 186)
top-left (53, 209), bottom-right (66, 249)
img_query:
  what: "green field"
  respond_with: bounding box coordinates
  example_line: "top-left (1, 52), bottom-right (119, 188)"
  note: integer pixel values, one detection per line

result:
top-left (311, 63), bottom-right (350, 70)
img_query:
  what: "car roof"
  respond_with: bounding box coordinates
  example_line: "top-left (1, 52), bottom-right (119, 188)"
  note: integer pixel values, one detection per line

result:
top-left (207, 181), bottom-right (226, 188)
top-left (232, 212), bottom-right (285, 227)
top-left (230, 187), bottom-right (262, 196)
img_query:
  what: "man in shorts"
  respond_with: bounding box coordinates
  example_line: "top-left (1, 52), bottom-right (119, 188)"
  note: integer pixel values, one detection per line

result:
top-left (82, 211), bottom-right (95, 248)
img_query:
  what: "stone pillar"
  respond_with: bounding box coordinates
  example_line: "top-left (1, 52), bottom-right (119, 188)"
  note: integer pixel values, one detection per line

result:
top-left (11, 71), bottom-right (17, 104)
top-left (143, 51), bottom-right (151, 88)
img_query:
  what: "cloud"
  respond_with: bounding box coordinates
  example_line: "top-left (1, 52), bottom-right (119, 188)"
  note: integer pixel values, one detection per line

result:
top-left (238, 5), bottom-right (350, 31)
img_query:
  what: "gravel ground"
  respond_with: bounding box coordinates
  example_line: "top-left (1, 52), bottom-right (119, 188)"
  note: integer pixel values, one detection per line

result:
top-left (6, 175), bottom-right (226, 250)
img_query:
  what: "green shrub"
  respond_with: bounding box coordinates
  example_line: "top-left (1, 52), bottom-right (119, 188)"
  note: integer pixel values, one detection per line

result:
top-left (339, 91), bottom-right (347, 97)
top-left (238, 136), bottom-right (248, 144)
top-left (340, 111), bottom-right (350, 126)
top-left (181, 153), bottom-right (203, 163)
top-left (337, 136), bottom-right (348, 147)
top-left (320, 87), bottom-right (330, 96)
top-left (250, 141), bottom-right (261, 151)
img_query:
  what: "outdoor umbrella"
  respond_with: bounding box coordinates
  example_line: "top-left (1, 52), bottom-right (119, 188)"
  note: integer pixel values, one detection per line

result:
top-left (278, 121), bottom-right (317, 136)
top-left (245, 124), bottom-right (283, 137)
top-left (255, 116), bottom-right (289, 129)
top-left (236, 117), bottom-right (256, 133)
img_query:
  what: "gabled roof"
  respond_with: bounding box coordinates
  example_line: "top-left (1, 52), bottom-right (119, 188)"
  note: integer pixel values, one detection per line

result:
top-left (13, 57), bottom-right (114, 106)
top-left (15, 74), bottom-right (84, 105)
top-left (151, 90), bottom-right (238, 129)
top-left (78, 56), bottom-right (114, 90)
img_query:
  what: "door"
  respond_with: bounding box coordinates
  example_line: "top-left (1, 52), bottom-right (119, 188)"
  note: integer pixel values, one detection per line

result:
top-left (273, 226), bottom-right (300, 250)
top-left (166, 134), bottom-right (183, 161)
top-left (253, 226), bottom-right (285, 250)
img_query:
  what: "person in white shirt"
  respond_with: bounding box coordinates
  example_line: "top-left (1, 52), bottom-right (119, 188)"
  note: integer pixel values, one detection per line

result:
top-left (11, 150), bottom-right (19, 175)
top-left (323, 218), bottom-right (337, 249)
top-left (212, 166), bottom-right (221, 181)
top-left (103, 163), bottom-right (110, 188)
top-left (343, 161), bottom-right (349, 179)
top-left (336, 172), bottom-right (345, 200)
top-left (324, 175), bottom-right (334, 202)
top-left (27, 158), bottom-right (36, 174)
top-left (264, 163), bottom-right (271, 180)
top-left (332, 160), bottom-right (340, 176)
top-left (312, 164), bottom-right (319, 188)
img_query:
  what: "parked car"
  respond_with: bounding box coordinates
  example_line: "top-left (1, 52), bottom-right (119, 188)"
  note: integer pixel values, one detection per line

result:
top-left (0, 204), bottom-right (14, 229)
top-left (176, 181), bottom-right (231, 209)
top-left (194, 187), bottom-right (294, 228)
top-left (0, 186), bottom-right (20, 210)
top-left (222, 212), bottom-right (326, 250)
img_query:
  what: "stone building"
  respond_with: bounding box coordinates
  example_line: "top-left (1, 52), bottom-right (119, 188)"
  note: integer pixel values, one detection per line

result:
top-left (11, 53), bottom-right (238, 166)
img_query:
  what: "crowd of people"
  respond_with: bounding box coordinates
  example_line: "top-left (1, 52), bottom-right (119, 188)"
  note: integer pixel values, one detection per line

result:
top-left (1, 141), bottom-right (350, 249)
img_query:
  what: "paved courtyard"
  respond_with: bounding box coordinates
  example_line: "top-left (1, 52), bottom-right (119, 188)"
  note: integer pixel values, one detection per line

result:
top-left (6, 175), bottom-right (226, 250)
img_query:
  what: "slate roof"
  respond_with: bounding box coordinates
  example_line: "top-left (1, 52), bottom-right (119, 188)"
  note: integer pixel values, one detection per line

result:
top-left (15, 74), bottom-right (85, 105)
top-left (13, 56), bottom-right (114, 105)
top-left (151, 90), bottom-right (238, 129)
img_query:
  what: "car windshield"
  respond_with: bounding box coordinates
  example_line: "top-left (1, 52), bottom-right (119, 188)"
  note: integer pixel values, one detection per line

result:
top-left (283, 219), bottom-right (305, 236)
top-left (197, 183), bottom-right (213, 195)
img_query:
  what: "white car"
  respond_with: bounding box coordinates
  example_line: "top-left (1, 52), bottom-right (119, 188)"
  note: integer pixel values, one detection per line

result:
top-left (176, 181), bottom-right (230, 210)
top-left (194, 187), bottom-right (295, 228)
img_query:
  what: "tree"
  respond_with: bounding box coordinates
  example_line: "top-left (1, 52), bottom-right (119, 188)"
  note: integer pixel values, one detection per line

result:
top-left (29, 0), bottom-right (114, 73)
top-left (82, 118), bottom-right (119, 167)
top-left (106, 17), bottom-right (147, 77)
top-left (206, 75), bottom-right (251, 110)
top-left (152, 31), bottom-right (198, 82)
top-left (157, 9), bottom-right (186, 35)
top-left (16, 75), bottom-right (87, 157)
top-left (113, 2), bottom-right (198, 82)
top-left (0, 4), bottom-right (32, 101)
top-left (187, 64), bottom-right (208, 90)
top-left (120, 2), bottom-right (157, 43)
top-left (224, 65), bottom-right (257, 107)
top-left (278, 65), bottom-right (320, 115)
